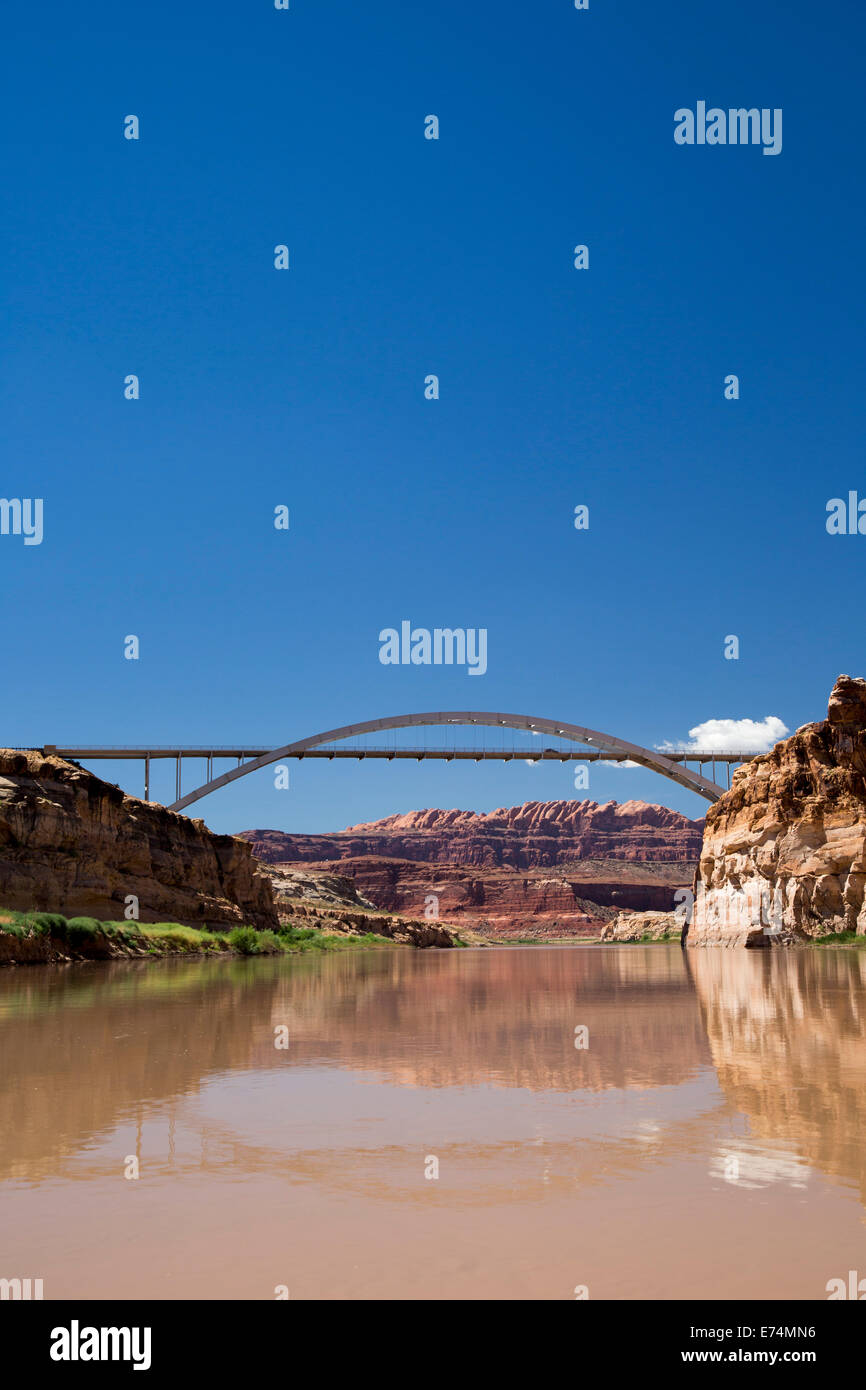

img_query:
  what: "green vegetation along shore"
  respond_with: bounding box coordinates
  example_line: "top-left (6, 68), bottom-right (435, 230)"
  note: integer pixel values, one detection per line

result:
top-left (0, 909), bottom-right (398, 966)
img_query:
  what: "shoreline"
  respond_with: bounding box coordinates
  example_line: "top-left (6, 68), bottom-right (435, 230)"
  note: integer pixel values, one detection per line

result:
top-left (4, 909), bottom-right (860, 968)
top-left (0, 909), bottom-right (403, 968)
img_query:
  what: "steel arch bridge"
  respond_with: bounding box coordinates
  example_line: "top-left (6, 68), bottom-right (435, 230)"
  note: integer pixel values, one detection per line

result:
top-left (47, 711), bottom-right (744, 810)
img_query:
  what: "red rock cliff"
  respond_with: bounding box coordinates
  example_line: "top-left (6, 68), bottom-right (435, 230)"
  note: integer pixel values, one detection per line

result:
top-left (0, 750), bottom-right (278, 930)
top-left (300, 855), bottom-right (690, 937)
top-left (242, 798), bottom-right (704, 869)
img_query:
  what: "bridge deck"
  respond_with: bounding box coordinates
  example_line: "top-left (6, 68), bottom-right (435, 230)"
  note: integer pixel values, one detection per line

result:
top-left (42, 744), bottom-right (754, 764)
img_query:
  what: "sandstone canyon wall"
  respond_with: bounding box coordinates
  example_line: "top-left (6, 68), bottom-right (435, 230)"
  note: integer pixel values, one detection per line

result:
top-left (296, 855), bottom-right (688, 936)
top-left (243, 799), bottom-right (704, 869)
top-left (241, 800), bottom-right (701, 937)
top-left (690, 675), bottom-right (866, 947)
top-left (265, 864), bottom-right (459, 947)
top-left (0, 750), bottom-right (278, 930)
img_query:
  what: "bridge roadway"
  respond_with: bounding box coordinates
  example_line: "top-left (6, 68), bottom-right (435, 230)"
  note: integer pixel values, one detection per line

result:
top-left (44, 744), bottom-right (752, 765)
top-left (41, 733), bottom-right (755, 807)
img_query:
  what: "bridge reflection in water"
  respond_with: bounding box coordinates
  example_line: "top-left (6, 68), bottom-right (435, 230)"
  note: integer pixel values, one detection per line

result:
top-left (0, 947), bottom-right (863, 1299)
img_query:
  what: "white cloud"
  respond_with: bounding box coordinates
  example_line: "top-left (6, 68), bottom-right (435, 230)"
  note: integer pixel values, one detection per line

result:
top-left (658, 716), bottom-right (789, 756)
top-left (607, 759), bottom-right (642, 769)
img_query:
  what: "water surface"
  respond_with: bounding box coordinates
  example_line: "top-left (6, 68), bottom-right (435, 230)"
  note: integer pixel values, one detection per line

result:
top-left (1, 945), bottom-right (865, 1300)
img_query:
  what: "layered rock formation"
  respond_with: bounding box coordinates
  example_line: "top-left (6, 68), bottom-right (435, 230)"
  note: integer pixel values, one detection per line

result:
top-left (242, 799), bottom-right (701, 940)
top-left (290, 856), bottom-right (688, 938)
top-left (243, 798), bottom-right (704, 869)
top-left (690, 675), bottom-right (866, 946)
top-left (0, 749), bottom-right (278, 930)
top-left (600, 911), bottom-right (681, 942)
top-left (267, 864), bottom-right (460, 947)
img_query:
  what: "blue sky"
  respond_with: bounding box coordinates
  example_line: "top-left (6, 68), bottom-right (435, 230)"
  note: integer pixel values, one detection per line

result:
top-left (2, 0), bottom-right (863, 833)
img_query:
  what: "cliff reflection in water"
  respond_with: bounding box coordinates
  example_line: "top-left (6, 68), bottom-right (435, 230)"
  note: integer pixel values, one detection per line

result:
top-left (0, 949), bottom-right (711, 1186)
top-left (2, 946), bottom-right (866, 1207)
top-left (261, 946), bottom-right (712, 1091)
top-left (688, 947), bottom-right (866, 1202)
top-left (0, 960), bottom-right (283, 1181)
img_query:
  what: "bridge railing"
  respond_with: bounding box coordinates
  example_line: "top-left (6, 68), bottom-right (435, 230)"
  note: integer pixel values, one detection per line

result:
top-left (40, 744), bottom-right (755, 762)
top-left (32, 726), bottom-right (760, 808)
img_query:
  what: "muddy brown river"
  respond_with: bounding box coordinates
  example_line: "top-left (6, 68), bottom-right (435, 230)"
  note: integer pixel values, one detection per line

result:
top-left (1, 945), bottom-right (865, 1300)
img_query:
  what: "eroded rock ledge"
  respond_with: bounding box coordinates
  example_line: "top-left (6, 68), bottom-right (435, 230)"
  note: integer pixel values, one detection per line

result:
top-left (266, 865), bottom-right (461, 947)
top-left (0, 749), bottom-right (278, 930)
top-left (600, 910), bottom-right (680, 942)
top-left (690, 675), bottom-right (866, 947)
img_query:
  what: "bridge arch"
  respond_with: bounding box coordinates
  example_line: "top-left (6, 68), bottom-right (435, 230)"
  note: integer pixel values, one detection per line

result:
top-left (167, 710), bottom-right (723, 811)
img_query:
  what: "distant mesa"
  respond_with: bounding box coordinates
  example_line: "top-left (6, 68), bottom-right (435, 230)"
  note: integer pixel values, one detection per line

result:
top-left (242, 798), bottom-right (705, 870)
top-left (239, 799), bottom-right (703, 940)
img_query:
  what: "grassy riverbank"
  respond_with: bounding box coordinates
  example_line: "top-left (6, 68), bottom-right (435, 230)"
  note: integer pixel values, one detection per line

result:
top-left (0, 909), bottom-right (397, 965)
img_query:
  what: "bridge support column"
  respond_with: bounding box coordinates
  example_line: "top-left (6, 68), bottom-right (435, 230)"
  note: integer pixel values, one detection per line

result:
top-left (176, 755), bottom-right (181, 802)
top-left (145, 755), bottom-right (150, 802)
